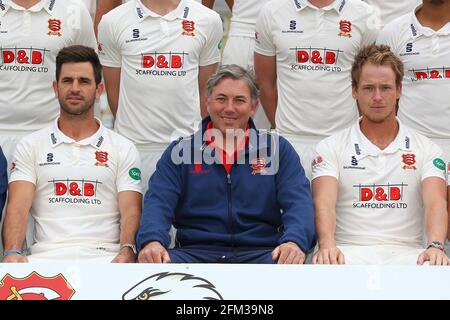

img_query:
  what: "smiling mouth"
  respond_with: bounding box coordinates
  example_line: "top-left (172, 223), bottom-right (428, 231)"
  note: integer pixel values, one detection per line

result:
top-left (221, 116), bottom-right (237, 121)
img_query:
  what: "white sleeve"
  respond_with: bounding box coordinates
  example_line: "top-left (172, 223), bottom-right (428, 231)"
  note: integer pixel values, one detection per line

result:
top-left (9, 137), bottom-right (37, 185)
top-left (361, 5), bottom-right (380, 46)
top-left (199, 13), bottom-right (223, 66)
top-left (422, 141), bottom-right (446, 182)
top-left (254, 3), bottom-right (276, 57)
top-left (116, 141), bottom-right (143, 194)
top-left (98, 13), bottom-right (122, 68)
top-left (311, 137), bottom-right (340, 181)
top-left (376, 20), bottom-right (399, 54)
top-left (72, 2), bottom-right (98, 50)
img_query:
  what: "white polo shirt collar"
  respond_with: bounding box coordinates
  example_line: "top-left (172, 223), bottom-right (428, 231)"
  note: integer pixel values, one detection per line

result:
top-left (410, 5), bottom-right (450, 38)
top-left (293, 0), bottom-right (346, 15)
top-left (0, 0), bottom-right (55, 15)
top-left (50, 117), bottom-right (105, 149)
top-left (134, 0), bottom-right (188, 22)
top-left (351, 118), bottom-right (411, 160)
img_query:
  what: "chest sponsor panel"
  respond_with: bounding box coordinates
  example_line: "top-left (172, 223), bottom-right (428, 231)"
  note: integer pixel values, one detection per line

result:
top-left (276, 20), bottom-right (361, 73)
top-left (0, 18), bottom-right (69, 74)
top-left (341, 151), bottom-right (424, 209)
top-left (0, 47), bottom-right (52, 73)
top-left (36, 149), bottom-right (115, 205)
top-left (47, 178), bottom-right (103, 205)
top-left (282, 43), bottom-right (356, 74)
top-left (406, 65), bottom-right (450, 82)
top-left (399, 42), bottom-right (450, 82)
top-left (288, 47), bottom-right (344, 72)
top-left (134, 51), bottom-right (191, 77)
top-left (352, 183), bottom-right (409, 209)
top-left (120, 48), bottom-right (201, 78)
top-left (119, 23), bottom-right (202, 78)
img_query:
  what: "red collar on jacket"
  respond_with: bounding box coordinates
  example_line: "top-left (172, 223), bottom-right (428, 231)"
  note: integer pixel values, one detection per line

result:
top-left (205, 120), bottom-right (250, 174)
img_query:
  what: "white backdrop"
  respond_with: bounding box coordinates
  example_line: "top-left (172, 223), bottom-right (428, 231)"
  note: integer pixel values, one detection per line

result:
top-left (1, 264), bottom-right (449, 300)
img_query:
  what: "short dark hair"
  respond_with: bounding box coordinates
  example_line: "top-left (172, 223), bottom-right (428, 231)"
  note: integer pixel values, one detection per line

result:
top-left (56, 45), bottom-right (102, 85)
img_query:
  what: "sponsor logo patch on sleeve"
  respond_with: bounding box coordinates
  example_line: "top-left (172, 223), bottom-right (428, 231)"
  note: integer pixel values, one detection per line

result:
top-left (129, 168), bottom-right (141, 181)
top-left (433, 158), bottom-right (445, 171)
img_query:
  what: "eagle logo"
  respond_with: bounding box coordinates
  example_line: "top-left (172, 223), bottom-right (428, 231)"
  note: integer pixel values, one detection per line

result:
top-left (122, 272), bottom-right (223, 300)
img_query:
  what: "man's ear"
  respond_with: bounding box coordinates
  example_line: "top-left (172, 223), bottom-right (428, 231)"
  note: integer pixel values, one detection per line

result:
top-left (52, 80), bottom-right (59, 98)
top-left (396, 82), bottom-right (402, 100)
top-left (249, 100), bottom-right (259, 118)
top-left (352, 84), bottom-right (358, 100)
top-left (96, 82), bottom-right (104, 100)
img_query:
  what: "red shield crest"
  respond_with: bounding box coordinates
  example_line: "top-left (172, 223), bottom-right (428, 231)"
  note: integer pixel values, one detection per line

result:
top-left (251, 158), bottom-right (267, 175)
top-left (402, 153), bottom-right (416, 170)
top-left (402, 153), bottom-right (416, 166)
top-left (182, 20), bottom-right (195, 36)
top-left (338, 20), bottom-right (352, 37)
top-left (95, 151), bottom-right (109, 167)
top-left (182, 20), bottom-right (195, 32)
top-left (47, 19), bottom-right (62, 36)
top-left (0, 272), bottom-right (75, 300)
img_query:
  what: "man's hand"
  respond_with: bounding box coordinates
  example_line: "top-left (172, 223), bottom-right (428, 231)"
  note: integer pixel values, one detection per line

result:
top-left (138, 241), bottom-right (171, 263)
top-left (2, 253), bottom-right (28, 263)
top-left (312, 246), bottom-right (345, 264)
top-left (272, 241), bottom-right (305, 264)
top-left (111, 248), bottom-right (136, 263)
top-left (417, 248), bottom-right (449, 266)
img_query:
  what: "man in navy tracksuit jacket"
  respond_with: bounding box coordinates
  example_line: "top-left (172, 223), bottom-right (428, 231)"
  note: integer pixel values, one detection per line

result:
top-left (137, 65), bottom-right (315, 264)
top-left (0, 147), bottom-right (7, 220)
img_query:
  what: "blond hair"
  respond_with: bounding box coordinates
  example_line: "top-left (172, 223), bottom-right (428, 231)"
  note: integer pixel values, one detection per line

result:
top-left (351, 44), bottom-right (404, 88)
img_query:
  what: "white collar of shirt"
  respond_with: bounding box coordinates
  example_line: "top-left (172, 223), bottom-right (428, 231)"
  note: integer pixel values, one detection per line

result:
top-left (134, 0), bottom-right (188, 22)
top-left (409, 4), bottom-right (450, 38)
top-left (351, 117), bottom-right (412, 161)
top-left (293, 0), bottom-right (346, 15)
top-left (0, 0), bottom-right (55, 16)
top-left (49, 117), bottom-right (105, 149)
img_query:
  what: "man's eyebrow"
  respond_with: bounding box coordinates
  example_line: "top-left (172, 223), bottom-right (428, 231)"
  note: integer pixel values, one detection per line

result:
top-left (61, 76), bottom-right (92, 81)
